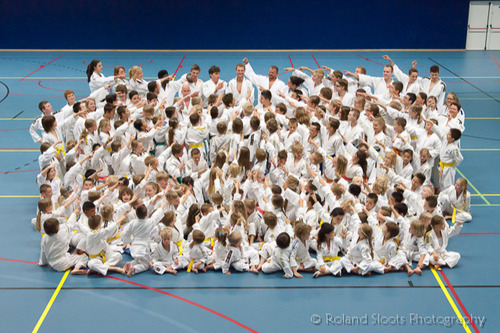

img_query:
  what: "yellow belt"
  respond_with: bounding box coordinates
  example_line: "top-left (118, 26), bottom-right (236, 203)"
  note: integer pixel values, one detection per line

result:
top-left (379, 257), bottom-right (386, 265)
top-left (205, 237), bottom-right (214, 249)
top-left (189, 143), bottom-right (203, 149)
top-left (175, 240), bottom-right (183, 255)
top-left (106, 147), bottom-right (112, 152)
top-left (54, 145), bottom-right (66, 156)
top-left (41, 233), bottom-right (46, 237)
top-left (323, 256), bottom-right (341, 262)
top-left (439, 161), bottom-right (455, 175)
top-left (107, 231), bottom-right (121, 243)
top-left (89, 251), bottom-right (106, 263)
top-left (187, 258), bottom-right (195, 272)
top-left (410, 136), bottom-right (418, 140)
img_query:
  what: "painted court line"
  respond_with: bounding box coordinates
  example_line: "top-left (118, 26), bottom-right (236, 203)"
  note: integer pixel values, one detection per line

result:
top-left (456, 168), bottom-right (490, 205)
top-left (470, 202), bottom-right (499, 207)
top-left (0, 257), bottom-right (38, 265)
top-left (32, 270), bottom-right (70, 333)
top-left (172, 55), bottom-right (186, 79)
top-left (20, 55), bottom-right (63, 82)
top-left (439, 270), bottom-right (480, 333)
top-left (105, 275), bottom-right (258, 333)
top-left (0, 150), bottom-right (39, 152)
top-left (461, 149), bottom-right (500, 151)
top-left (312, 55), bottom-right (321, 69)
top-left (461, 232), bottom-right (500, 235)
top-left (430, 267), bottom-right (472, 333)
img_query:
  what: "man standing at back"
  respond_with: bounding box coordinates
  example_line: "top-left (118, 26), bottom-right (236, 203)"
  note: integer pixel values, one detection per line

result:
top-left (243, 57), bottom-right (285, 107)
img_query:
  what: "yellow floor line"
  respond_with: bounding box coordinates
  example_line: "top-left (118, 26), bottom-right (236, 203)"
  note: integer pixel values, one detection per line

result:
top-left (32, 270), bottom-right (70, 333)
top-left (470, 194), bottom-right (500, 196)
top-left (471, 204), bottom-right (500, 206)
top-left (456, 168), bottom-right (490, 205)
top-left (430, 268), bottom-right (472, 333)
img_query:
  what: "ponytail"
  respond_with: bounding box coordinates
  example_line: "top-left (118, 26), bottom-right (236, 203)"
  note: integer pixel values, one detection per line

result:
top-left (35, 211), bottom-right (42, 232)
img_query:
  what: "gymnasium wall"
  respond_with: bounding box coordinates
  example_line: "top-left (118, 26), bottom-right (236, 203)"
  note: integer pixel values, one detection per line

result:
top-left (1, 0), bottom-right (470, 49)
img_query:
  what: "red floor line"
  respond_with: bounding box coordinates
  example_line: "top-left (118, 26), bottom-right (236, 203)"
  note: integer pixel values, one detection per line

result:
top-left (460, 232), bottom-right (500, 235)
top-left (0, 257), bottom-right (38, 265)
top-left (172, 55), bottom-right (186, 78)
top-left (356, 54), bottom-right (384, 66)
top-left (439, 270), bottom-right (480, 333)
top-left (288, 55), bottom-right (294, 68)
top-left (0, 128), bottom-right (29, 132)
top-left (490, 54), bottom-right (500, 69)
top-left (312, 55), bottom-right (321, 69)
top-left (0, 169), bottom-right (39, 174)
top-left (20, 55), bottom-right (63, 81)
top-left (105, 275), bottom-right (258, 333)
top-left (37, 80), bottom-right (87, 92)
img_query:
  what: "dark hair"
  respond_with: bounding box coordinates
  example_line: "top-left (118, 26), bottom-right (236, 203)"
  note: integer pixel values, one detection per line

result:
top-left (355, 150), bottom-right (368, 177)
top-left (449, 128), bottom-right (462, 141)
top-left (105, 93), bottom-right (117, 104)
top-left (425, 196), bottom-right (438, 208)
top-left (406, 93), bottom-right (417, 104)
top-left (317, 223), bottom-right (334, 248)
top-left (147, 81), bottom-right (157, 93)
top-left (208, 65), bottom-right (221, 75)
top-left (331, 207), bottom-right (345, 217)
top-left (146, 92), bottom-right (157, 102)
top-left (82, 201), bottom-right (96, 212)
top-left (393, 81), bottom-right (404, 94)
top-left (391, 191), bottom-right (404, 204)
top-left (414, 173), bottom-right (426, 186)
top-left (394, 203), bottom-right (408, 216)
top-left (86, 59), bottom-right (100, 82)
top-left (367, 193), bottom-right (378, 204)
top-left (136, 205), bottom-right (148, 219)
top-left (349, 184), bottom-right (361, 197)
top-left (276, 232), bottom-right (291, 249)
top-left (44, 218), bottom-right (59, 236)
top-left (261, 90), bottom-right (272, 101)
top-left (289, 76), bottom-right (304, 87)
top-left (41, 115), bottom-right (56, 132)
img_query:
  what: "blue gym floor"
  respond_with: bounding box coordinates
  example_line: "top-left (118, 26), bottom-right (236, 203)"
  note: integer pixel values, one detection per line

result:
top-left (0, 50), bottom-right (499, 332)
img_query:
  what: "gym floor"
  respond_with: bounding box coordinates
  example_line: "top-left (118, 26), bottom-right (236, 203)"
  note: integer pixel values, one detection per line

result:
top-left (0, 50), bottom-right (498, 332)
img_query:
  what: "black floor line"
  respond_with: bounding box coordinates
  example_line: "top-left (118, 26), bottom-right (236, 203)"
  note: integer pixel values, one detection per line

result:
top-left (1, 285), bottom-right (499, 291)
top-left (428, 57), bottom-right (500, 104)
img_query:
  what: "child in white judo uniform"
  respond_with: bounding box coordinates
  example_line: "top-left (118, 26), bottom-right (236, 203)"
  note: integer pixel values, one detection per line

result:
top-left (261, 232), bottom-right (294, 278)
top-left (426, 216), bottom-right (463, 269)
top-left (39, 216), bottom-right (88, 274)
top-left (151, 227), bottom-right (180, 275)
top-left (122, 199), bottom-right (167, 276)
top-left (86, 214), bottom-right (127, 275)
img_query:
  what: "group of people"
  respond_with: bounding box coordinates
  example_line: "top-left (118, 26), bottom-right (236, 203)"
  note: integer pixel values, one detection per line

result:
top-left (33, 55), bottom-right (471, 278)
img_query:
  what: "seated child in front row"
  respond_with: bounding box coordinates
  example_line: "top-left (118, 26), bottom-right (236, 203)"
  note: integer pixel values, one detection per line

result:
top-left (39, 216), bottom-right (88, 275)
top-left (151, 227), bottom-right (180, 275)
top-left (260, 232), bottom-right (294, 278)
top-left (86, 214), bottom-right (127, 276)
top-left (426, 216), bottom-right (463, 269)
top-left (222, 232), bottom-right (259, 275)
